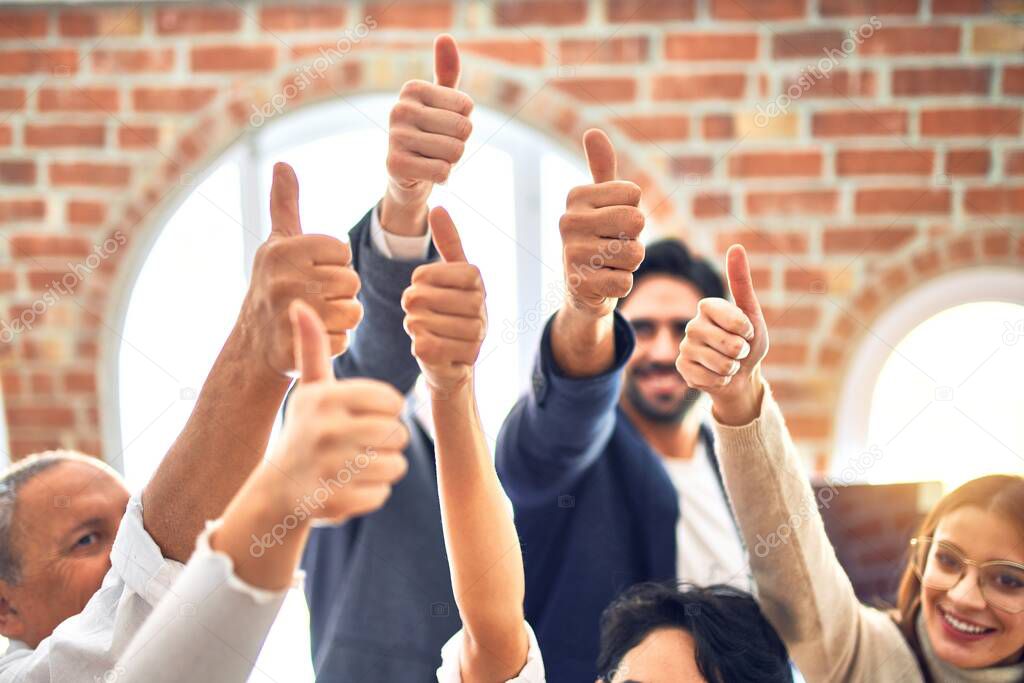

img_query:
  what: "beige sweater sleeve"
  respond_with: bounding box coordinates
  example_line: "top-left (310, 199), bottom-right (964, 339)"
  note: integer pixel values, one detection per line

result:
top-left (711, 386), bottom-right (921, 683)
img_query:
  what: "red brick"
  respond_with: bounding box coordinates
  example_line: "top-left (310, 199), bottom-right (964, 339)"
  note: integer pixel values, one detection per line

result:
top-left (258, 5), bottom-right (346, 30)
top-left (552, 77), bottom-right (636, 103)
top-left (836, 149), bottom-right (933, 176)
top-left (921, 107), bottom-right (1022, 137)
top-left (613, 115), bottom-right (689, 141)
top-left (653, 73), bottom-right (745, 100)
top-left (0, 49), bottom-right (78, 76)
top-left (892, 67), bottom-right (991, 96)
top-left (10, 234), bottom-right (92, 259)
top-left (711, 0), bottom-right (805, 20)
top-left (0, 125), bottom-right (10, 146)
top-left (64, 372), bottom-right (96, 393)
top-left (58, 9), bottom-right (141, 37)
top-left (747, 190), bottom-right (837, 216)
top-left (461, 39), bottom-right (546, 66)
top-left (784, 267), bottom-right (829, 292)
top-left (702, 114), bottom-right (734, 139)
top-left (782, 70), bottom-right (876, 98)
top-left (0, 161), bottom-right (35, 185)
top-left (118, 125), bottom-right (159, 149)
top-left (671, 156), bottom-right (713, 177)
top-left (860, 26), bottom-right (960, 55)
top-left (983, 232), bottom-right (1011, 257)
top-left (1006, 149), bottom-right (1024, 176)
top-left (933, 0), bottom-right (987, 13)
top-left (1004, 66), bottom-right (1024, 96)
top-left (772, 30), bottom-right (845, 58)
top-left (762, 304), bottom-right (821, 330)
top-left (787, 414), bottom-right (831, 439)
top-left (665, 33), bottom-right (758, 60)
top-left (854, 188), bottom-right (951, 215)
top-left (92, 48), bottom-right (175, 74)
top-left (0, 10), bottom-right (48, 39)
top-left (6, 407), bottom-right (75, 428)
top-left (133, 87), bottom-right (217, 112)
top-left (38, 87), bottom-right (119, 113)
top-left (823, 226), bottom-right (917, 252)
top-left (24, 124), bottom-right (105, 148)
top-left (820, 0), bottom-right (918, 14)
top-left (945, 149), bottom-right (989, 177)
top-left (0, 199), bottom-right (45, 223)
top-left (693, 192), bottom-right (731, 218)
top-left (365, 2), bottom-right (452, 28)
top-left (964, 187), bottom-right (1024, 215)
top-left (728, 151), bottom-right (822, 178)
top-left (67, 200), bottom-right (105, 226)
top-left (50, 162), bottom-right (130, 188)
top-left (191, 45), bottom-right (276, 72)
top-left (607, 0), bottom-right (696, 21)
top-left (812, 109), bottom-right (908, 137)
top-left (494, 0), bottom-right (585, 25)
top-left (714, 230), bottom-right (809, 254)
top-left (156, 7), bottom-right (241, 34)
top-left (559, 36), bottom-right (648, 64)
top-left (0, 88), bottom-right (26, 111)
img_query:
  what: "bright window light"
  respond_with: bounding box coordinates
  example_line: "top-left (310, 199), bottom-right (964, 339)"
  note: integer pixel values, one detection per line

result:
top-left (115, 95), bottom-right (587, 682)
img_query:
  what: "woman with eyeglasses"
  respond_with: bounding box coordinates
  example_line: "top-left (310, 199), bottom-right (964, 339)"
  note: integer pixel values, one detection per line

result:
top-left (675, 244), bottom-right (1024, 682)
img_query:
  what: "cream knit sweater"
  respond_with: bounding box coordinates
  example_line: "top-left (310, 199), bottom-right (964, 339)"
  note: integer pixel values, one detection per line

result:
top-left (711, 386), bottom-right (1024, 683)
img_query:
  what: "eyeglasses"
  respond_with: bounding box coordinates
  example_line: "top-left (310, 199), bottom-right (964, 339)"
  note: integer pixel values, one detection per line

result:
top-left (910, 537), bottom-right (1024, 614)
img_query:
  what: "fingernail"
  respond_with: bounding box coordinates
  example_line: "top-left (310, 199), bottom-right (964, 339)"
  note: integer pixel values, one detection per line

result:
top-left (737, 341), bottom-right (751, 360)
top-left (730, 361), bottom-right (741, 375)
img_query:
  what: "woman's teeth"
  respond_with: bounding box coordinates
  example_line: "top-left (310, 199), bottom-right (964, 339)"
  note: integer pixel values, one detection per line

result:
top-left (942, 609), bottom-right (993, 635)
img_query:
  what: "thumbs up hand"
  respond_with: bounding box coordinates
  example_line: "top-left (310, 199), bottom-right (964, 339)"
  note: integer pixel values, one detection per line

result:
top-left (401, 207), bottom-right (486, 394)
top-left (269, 300), bottom-right (409, 525)
top-left (560, 129), bottom-right (646, 319)
top-left (382, 34), bottom-right (474, 235)
top-left (241, 162), bottom-right (363, 376)
top-left (675, 245), bottom-right (769, 426)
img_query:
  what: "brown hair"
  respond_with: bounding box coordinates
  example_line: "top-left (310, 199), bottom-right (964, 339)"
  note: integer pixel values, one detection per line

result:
top-left (895, 475), bottom-right (1024, 655)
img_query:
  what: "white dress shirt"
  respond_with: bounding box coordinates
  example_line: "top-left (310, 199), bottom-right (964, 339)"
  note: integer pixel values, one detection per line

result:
top-left (0, 495), bottom-right (183, 682)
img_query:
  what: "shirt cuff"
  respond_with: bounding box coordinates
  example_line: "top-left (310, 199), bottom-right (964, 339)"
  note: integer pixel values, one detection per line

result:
top-left (435, 621), bottom-right (544, 683)
top-left (198, 519), bottom-right (303, 602)
top-left (370, 203), bottom-right (432, 261)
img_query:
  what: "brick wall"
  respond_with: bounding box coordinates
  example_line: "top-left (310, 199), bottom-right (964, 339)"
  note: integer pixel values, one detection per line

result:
top-left (0, 0), bottom-right (1021, 469)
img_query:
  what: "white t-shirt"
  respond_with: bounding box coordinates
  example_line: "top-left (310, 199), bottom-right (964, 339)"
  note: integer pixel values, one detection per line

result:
top-left (660, 436), bottom-right (752, 591)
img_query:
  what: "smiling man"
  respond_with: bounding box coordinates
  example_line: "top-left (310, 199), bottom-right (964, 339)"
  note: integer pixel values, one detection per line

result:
top-left (495, 130), bottom-right (751, 680)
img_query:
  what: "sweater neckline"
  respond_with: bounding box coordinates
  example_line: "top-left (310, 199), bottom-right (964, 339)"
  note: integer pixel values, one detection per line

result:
top-left (916, 610), bottom-right (1024, 682)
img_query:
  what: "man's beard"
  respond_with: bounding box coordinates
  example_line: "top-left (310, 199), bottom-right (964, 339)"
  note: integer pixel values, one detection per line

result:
top-left (624, 363), bottom-right (702, 424)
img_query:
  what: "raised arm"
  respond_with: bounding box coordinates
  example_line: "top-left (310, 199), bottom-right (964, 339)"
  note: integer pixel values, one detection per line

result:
top-left (495, 129), bottom-right (645, 503)
top-left (404, 207), bottom-right (531, 682)
top-left (118, 302), bottom-right (409, 682)
top-left (142, 162), bottom-right (363, 562)
top-left (676, 246), bottom-right (911, 681)
top-left (331, 34), bottom-right (472, 393)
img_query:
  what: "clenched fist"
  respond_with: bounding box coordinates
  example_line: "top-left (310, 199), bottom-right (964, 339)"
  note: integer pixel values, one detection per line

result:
top-left (402, 207), bottom-right (486, 393)
top-left (560, 129), bottom-right (646, 319)
top-left (676, 245), bottom-right (769, 425)
top-left (269, 300), bottom-right (409, 525)
top-left (382, 34), bottom-right (473, 234)
top-left (240, 162), bottom-right (363, 376)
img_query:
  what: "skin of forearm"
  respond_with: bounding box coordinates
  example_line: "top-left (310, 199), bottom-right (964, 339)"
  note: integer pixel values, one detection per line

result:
top-left (431, 379), bottom-right (529, 682)
top-left (380, 190), bottom-right (429, 238)
top-left (711, 369), bottom-right (766, 427)
top-left (209, 466), bottom-right (310, 591)
top-left (142, 322), bottom-right (291, 562)
top-left (549, 302), bottom-right (616, 378)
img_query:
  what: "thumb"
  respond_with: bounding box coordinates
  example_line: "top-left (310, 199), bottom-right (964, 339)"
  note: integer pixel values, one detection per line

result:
top-left (429, 206), bottom-right (466, 262)
top-left (583, 128), bottom-right (616, 184)
top-left (270, 162), bottom-right (302, 238)
top-left (726, 245), bottom-right (763, 324)
top-left (433, 34), bottom-right (460, 89)
top-left (290, 300), bottom-right (332, 383)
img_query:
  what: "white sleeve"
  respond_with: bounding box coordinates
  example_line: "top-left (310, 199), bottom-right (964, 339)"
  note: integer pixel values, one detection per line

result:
top-left (116, 520), bottom-right (297, 683)
top-left (370, 203), bottom-right (432, 261)
top-left (0, 496), bottom-right (184, 683)
top-left (436, 621), bottom-right (545, 683)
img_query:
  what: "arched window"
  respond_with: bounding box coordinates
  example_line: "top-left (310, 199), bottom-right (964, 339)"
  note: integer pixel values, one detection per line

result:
top-left (833, 269), bottom-right (1024, 493)
top-left (107, 94), bottom-right (588, 681)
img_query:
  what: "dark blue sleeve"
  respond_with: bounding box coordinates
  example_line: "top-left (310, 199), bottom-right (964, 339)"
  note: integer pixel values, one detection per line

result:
top-left (332, 206), bottom-right (438, 393)
top-left (495, 311), bottom-right (636, 507)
